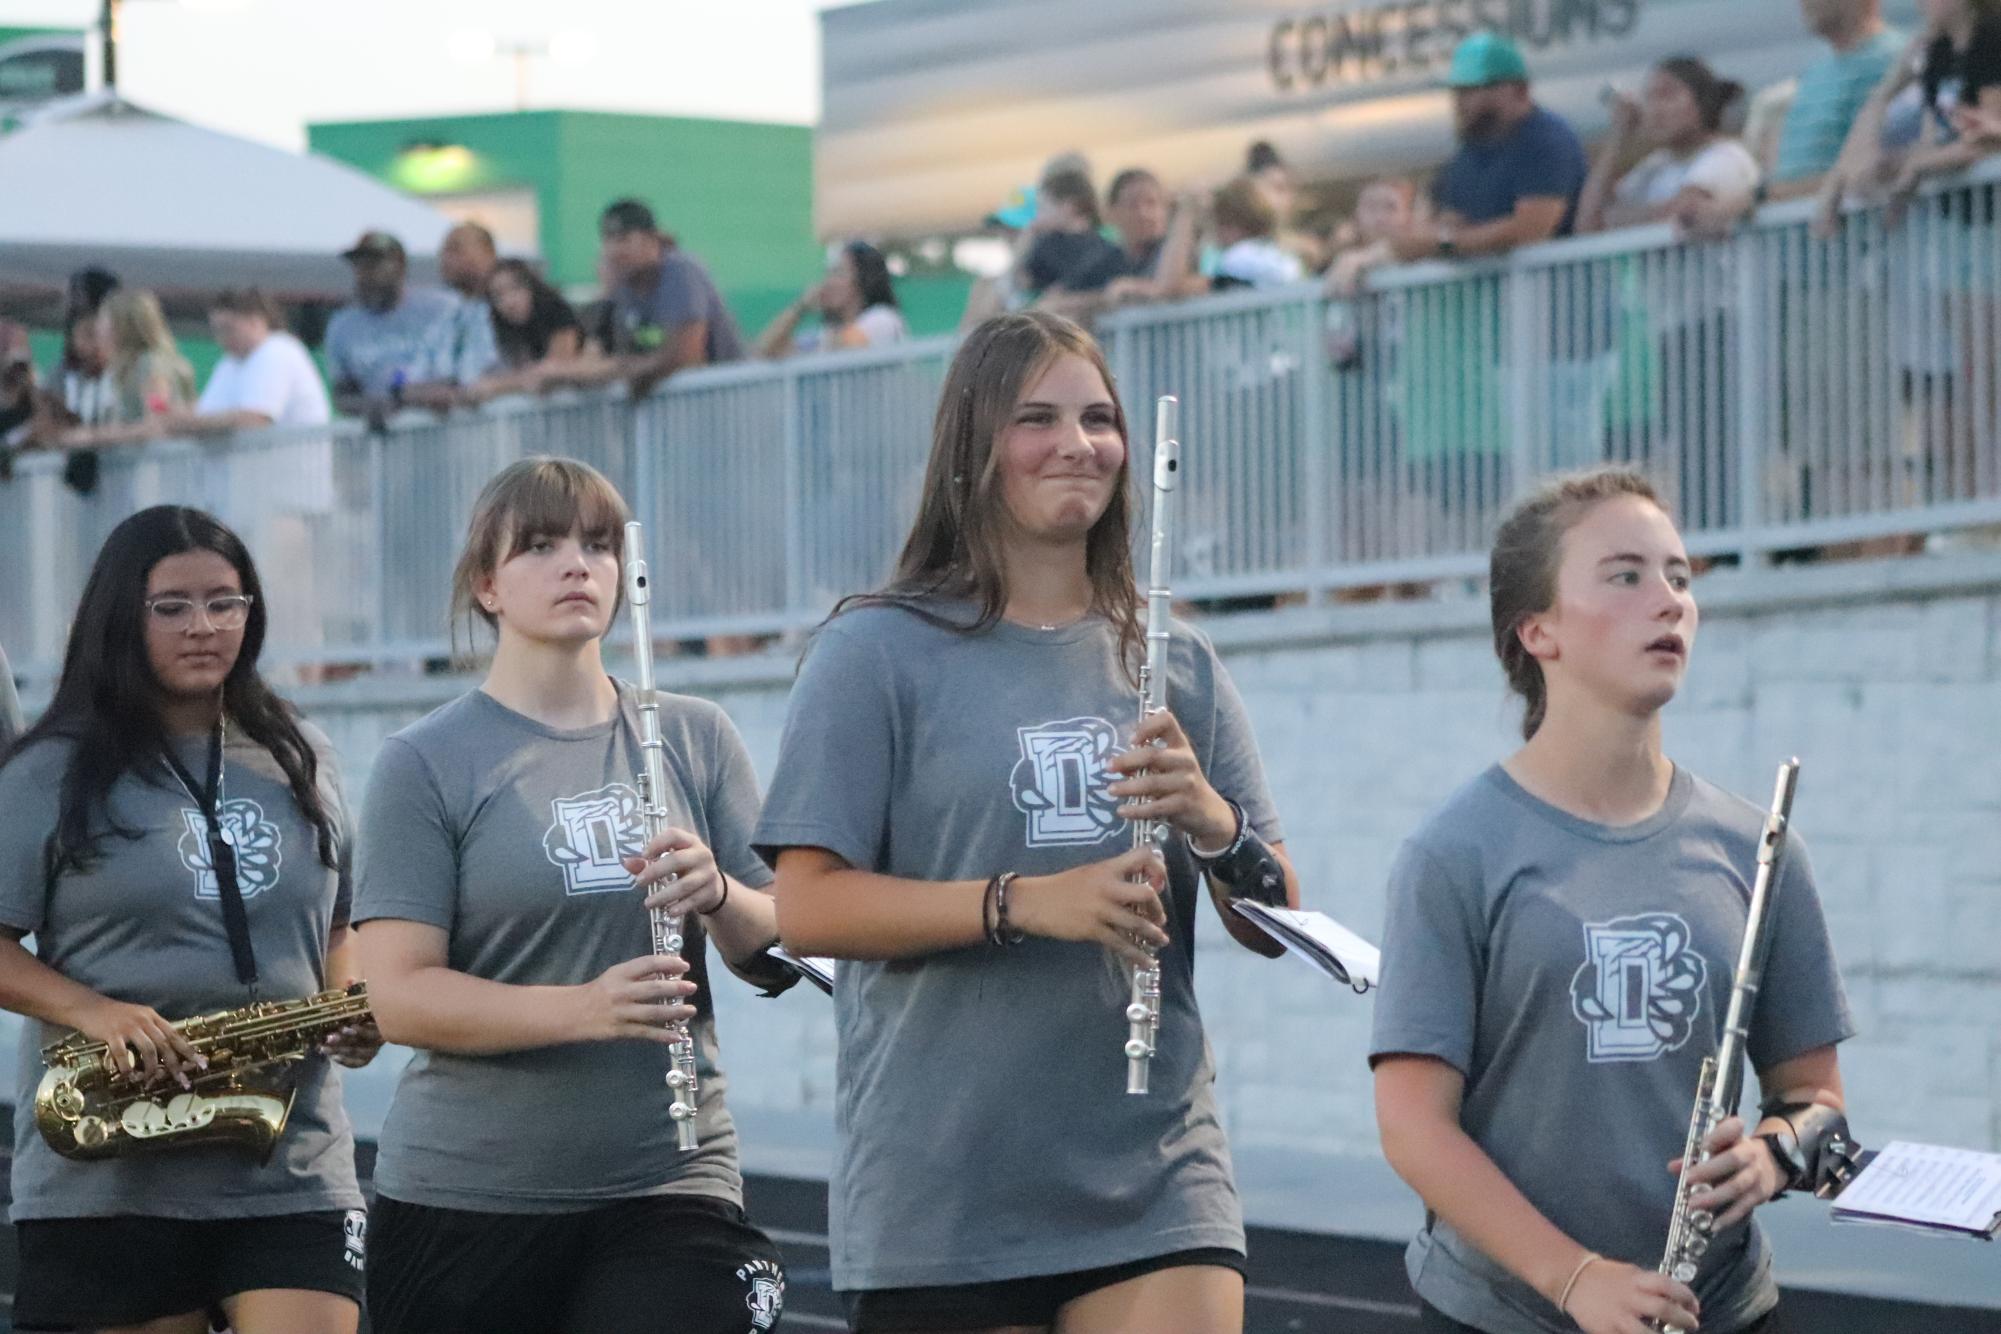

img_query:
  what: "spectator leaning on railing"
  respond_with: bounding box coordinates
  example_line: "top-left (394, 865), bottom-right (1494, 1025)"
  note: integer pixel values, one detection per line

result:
top-left (324, 230), bottom-right (457, 422)
top-left (1208, 176), bottom-right (1307, 289)
top-left (1389, 32), bottom-right (1588, 263)
top-left (404, 222), bottom-right (503, 409)
top-left (545, 198), bottom-right (746, 400)
top-left (1247, 139), bottom-right (1329, 272)
top-left (56, 289), bottom-right (196, 450)
top-left (1577, 57), bottom-right (1760, 238)
top-left (49, 291), bottom-right (328, 446)
top-left (1815, 0), bottom-right (2001, 234)
top-left (755, 240), bottom-right (908, 359)
top-left (1324, 177), bottom-right (1420, 366)
top-left (1767, 0), bottom-right (1907, 202)
top-left (1017, 169), bottom-right (1128, 299)
top-left (463, 260), bottom-right (584, 402)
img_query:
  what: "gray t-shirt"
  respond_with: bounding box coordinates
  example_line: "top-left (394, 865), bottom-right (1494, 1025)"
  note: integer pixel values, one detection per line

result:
top-left (1369, 765), bottom-right (1855, 1334)
top-left (352, 684), bottom-right (773, 1213)
top-left (610, 250), bottom-right (747, 366)
top-left (323, 287), bottom-right (458, 398)
top-left (0, 726), bottom-right (362, 1222)
top-left (753, 602), bottom-right (1281, 1290)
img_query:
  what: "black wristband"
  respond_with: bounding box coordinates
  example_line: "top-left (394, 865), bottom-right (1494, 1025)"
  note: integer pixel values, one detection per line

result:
top-left (700, 873), bottom-right (730, 916)
top-left (1187, 798), bottom-right (1248, 868)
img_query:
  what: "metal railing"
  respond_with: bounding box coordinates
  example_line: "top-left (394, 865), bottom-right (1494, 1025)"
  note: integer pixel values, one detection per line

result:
top-left (6, 161), bottom-right (2001, 686)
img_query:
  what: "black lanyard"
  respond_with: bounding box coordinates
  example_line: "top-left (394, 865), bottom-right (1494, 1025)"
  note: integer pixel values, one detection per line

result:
top-left (163, 726), bottom-right (258, 987)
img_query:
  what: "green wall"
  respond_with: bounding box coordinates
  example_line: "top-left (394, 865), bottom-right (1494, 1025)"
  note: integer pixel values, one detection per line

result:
top-left (308, 110), bottom-right (822, 340)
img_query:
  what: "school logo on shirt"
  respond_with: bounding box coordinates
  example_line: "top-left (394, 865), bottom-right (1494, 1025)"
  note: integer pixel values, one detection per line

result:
top-left (341, 1208), bottom-right (366, 1272)
top-left (542, 783), bottom-right (645, 895)
top-left (175, 798), bottom-right (283, 900)
top-left (1570, 913), bottom-right (1709, 1063)
top-left (736, 1257), bottom-right (784, 1330)
top-left (1010, 717), bottom-right (1122, 847)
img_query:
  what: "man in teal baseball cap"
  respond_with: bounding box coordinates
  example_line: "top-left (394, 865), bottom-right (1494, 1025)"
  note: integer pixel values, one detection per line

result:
top-left (1386, 29), bottom-right (1588, 262)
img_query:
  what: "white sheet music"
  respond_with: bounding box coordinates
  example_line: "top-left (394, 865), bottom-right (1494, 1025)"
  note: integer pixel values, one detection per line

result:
top-left (1832, 1141), bottom-right (2001, 1236)
top-left (1228, 902), bottom-right (1381, 990)
top-left (767, 946), bottom-right (836, 994)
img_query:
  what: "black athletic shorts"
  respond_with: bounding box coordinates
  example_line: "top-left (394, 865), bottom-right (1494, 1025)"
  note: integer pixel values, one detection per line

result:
top-left (367, 1191), bottom-right (786, 1334)
top-left (843, 1246), bottom-right (1245, 1331)
top-left (1419, 1300), bottom-right (1780, 1332)
top-left (13, 1207), bottom-right (367, 1331)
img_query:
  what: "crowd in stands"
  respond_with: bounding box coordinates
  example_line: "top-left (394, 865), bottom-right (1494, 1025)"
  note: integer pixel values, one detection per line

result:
top-left (2, 0), bottom-right (1998, 476)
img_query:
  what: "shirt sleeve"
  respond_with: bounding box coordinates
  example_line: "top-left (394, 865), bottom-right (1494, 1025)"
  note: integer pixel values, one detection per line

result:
top-left (0, 742), bottom-right (65, 936)
top-left (1514, 114), bottom-right (1588, 204)
top-left (306, 728), bottom-right (356, 931)
top-left (852, 306), bottom-right (907, 347)
top-left (1369, 838), bottom-right (1486, 1075)
top-left (1746, 832), bottom-right (1856, 1072)
top-left (751, 617), bottom-right (897, 873)
top-left (351, 736), bottom-right (460, 930)
top-left (322, 315), bottom-right (358, 393)
top-left (704, 705), bottom-right (774, 890)
top-left (650, 259), bottom-right (708, 334)
top-left (1683, 141), bottom-right (1762, 202)
top-left (1187, 629), bottom-right (1282, 844)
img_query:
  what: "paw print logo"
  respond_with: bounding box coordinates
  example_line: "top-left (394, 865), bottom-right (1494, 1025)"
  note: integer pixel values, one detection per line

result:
top-left (177, 798), bottom-right (283, 900)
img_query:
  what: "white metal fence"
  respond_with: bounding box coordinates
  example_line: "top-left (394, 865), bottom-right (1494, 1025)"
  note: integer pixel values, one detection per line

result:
top-left (6, 164), bottom-right (2001, 686)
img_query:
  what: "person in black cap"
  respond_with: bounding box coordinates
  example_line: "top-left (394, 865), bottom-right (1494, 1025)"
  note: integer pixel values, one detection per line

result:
top-left (322, 231), bottom-right (456, 421)
top-left (547, 200), bottom-right (745, 399)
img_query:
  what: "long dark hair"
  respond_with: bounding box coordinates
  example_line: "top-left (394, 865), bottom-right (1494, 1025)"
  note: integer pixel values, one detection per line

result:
top-left (3, 507), bottom-right (339, 881)
top-left (488, 259), bottom-right (580, 368)
top-left (1490, 467), bottom-right (1666, 740)
top-left (830, 311), bottom-right (1143, 678)
top-left (844, 241), bottom-right (899, 312)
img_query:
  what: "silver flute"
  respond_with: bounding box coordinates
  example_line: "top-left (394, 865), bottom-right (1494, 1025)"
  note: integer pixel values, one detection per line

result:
top-left (1124, 395), bottom-right (1181, 1096)
top-left (1655, 759), bottom-right (1801, 1330)
top-left (623, 520), bottom-right (700, 1151)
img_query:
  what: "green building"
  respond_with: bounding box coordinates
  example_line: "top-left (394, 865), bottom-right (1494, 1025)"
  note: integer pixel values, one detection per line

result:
top-left (309, 110), bottom-right (824, 339)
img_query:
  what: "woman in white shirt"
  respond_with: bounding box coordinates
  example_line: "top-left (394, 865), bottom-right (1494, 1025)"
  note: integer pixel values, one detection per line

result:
top-left (1579, 57), bottom-right (1761, 237)
top-left (756, 241), bottom-right (909, 358)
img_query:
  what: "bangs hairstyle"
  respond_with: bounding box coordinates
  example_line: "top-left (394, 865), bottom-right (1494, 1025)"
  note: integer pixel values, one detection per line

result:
top-left (830, 310), bottom-right (1144, 680)
top-left (449, 457), bottom-right (632, 655)
top-left (1489, 466), bottom-right (1666, 740)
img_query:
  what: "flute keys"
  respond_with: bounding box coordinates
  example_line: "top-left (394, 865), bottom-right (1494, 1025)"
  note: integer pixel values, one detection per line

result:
top-left (668, 1101), bottom-right (694, 1122)
top-left (1124, 1038), bottom-right (1152, 1060)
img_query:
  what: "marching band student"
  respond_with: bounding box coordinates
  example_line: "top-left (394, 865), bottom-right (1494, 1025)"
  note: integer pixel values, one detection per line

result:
top-left (758, 311), bottom-right (1301, 1334)
top-left (0, 506), bottom-right (373, 1334)
top-left (353, 457), bottom-right (792, 1334)
top-left (1370, 468), bottom-right (1855, 1334)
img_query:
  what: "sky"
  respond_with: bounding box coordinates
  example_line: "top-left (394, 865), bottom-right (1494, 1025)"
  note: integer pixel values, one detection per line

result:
top-left (4, 0), bottom-right (865, 148)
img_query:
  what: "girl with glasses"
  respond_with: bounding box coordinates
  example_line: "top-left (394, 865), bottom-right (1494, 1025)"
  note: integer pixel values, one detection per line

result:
top-left (0, 505), bottom-right (378, 1334)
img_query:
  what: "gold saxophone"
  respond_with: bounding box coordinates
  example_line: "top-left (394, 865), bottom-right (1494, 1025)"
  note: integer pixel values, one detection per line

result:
top-left (34, 982), bottom-right (371, 1162)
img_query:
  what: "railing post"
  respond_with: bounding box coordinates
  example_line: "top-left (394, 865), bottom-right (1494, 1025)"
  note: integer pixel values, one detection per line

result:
top-left (1733, 221), bottom-right (1771, 567)
top-left (781, 363), bottom-right (807, 622)
top-left (1296, 286), bottom-right (1333, 598)
top-left (1504, 265), bottom-right (1539, 501)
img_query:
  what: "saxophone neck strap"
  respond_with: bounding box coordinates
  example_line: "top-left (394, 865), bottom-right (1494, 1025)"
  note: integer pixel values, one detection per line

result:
top-left (162, 717), bottom-right (258, 989)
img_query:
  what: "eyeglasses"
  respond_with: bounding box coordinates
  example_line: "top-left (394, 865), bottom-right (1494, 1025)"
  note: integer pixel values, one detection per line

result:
top-left (145, 594), bottom-right (254, 631)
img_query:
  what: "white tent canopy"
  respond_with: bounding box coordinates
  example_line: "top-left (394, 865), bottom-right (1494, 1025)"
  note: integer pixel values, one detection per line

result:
top-left (0, 94), bottom-right (453, 305)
